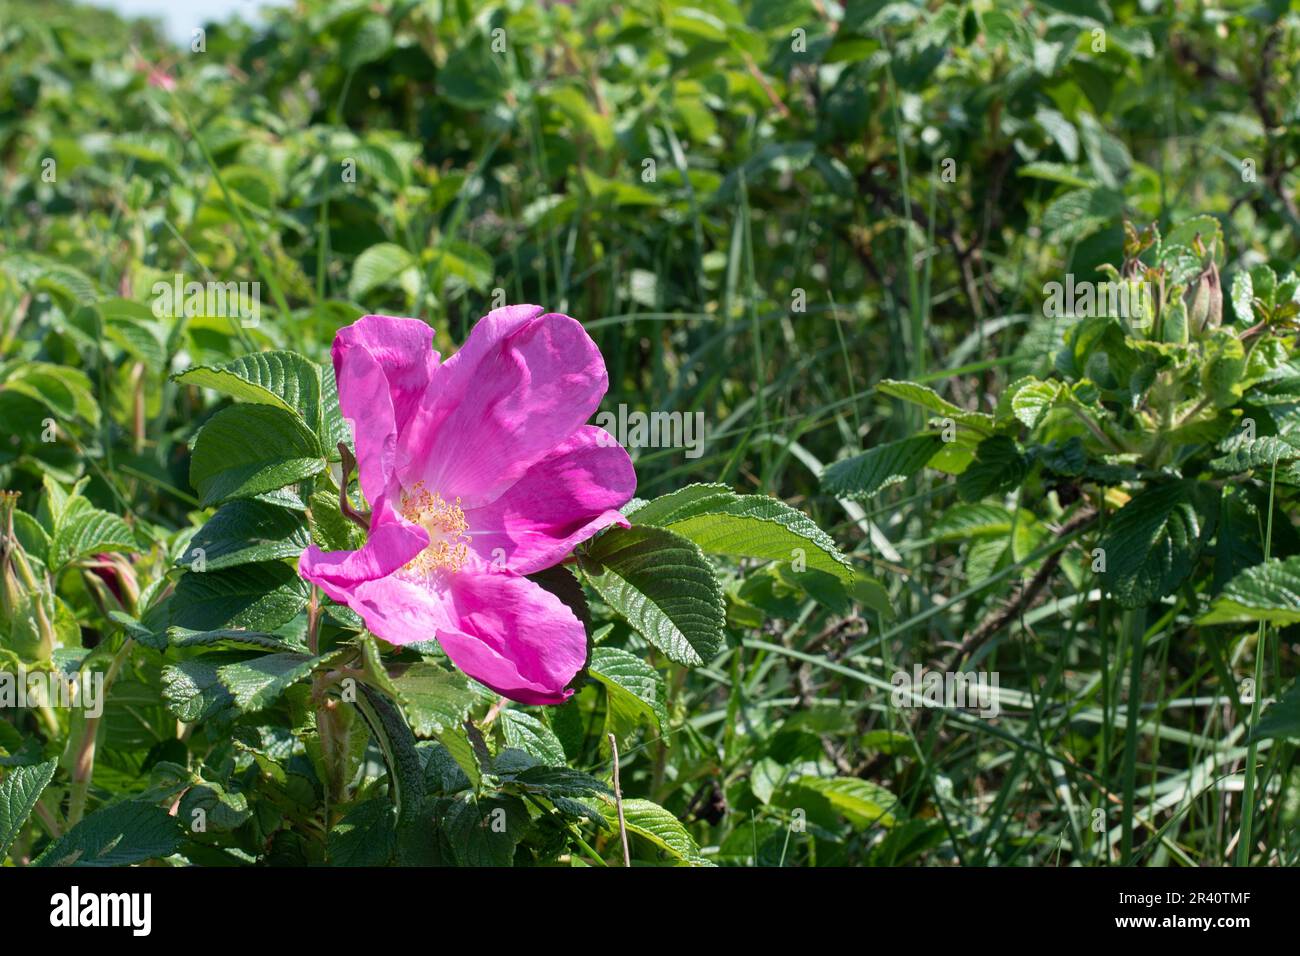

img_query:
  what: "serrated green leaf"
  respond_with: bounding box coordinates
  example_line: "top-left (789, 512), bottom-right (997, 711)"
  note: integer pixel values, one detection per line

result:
top-left (499, 709), bottom-right (566, 764)
top-left (1210, 432), bottom-right (1300, 474)
top-left (35, 801), bottom-right (181, 866)
top-left (328, 798), bottom-right (396, 866)
top-left (1200, 556), bottom-right (1300, 626)
top-left (603, 797), bottom-right (711, 866)
top-left (786, 775), bottom-right (899, 829)
top-left (52, 508), bottom-right (136, 567)
top-left (878, 379), bottom-right (995, 432)
top-left (175, 350), bottom-right (323, 433)
top-left (1007, 377), bottom-right (1064, 428)
top-left (579, 525), bottom-right (724, 667)
top-left (589, 645), bottom-right (667, 733)
top-left (957, 435), bottom-right (1029, 501)
top-left (190, 403), bottom-right (325, 505)
top-left (171, 561), bottom-right (310, 632)
top-left (349, 243), bottom-right (416, 300)
top-left (1101, 481), bottom-right (1205, 608)
top-left (502, 765), bottom-right (611, 799)
top-left (219, 652), bottom-right (322, 713)
top-left (0, 758), bottom-right (57, 860)
top-left (388, 663), bottom-right (477, 737)
top-left (655, 495), bottom-right (853, 584)
top-left (441, 792), bottom-right (527, 866)
top-left (820, 434), bottom-right (943, 500)
top-left (183, 499), bottom-right (309, 570)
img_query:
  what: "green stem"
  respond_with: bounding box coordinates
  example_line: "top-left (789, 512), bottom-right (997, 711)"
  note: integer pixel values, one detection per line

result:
top-left (1119, 607), bottom-right (1146, 864)
top-left (66, 638), bottom-right (134, 825)
top-left (1237, 461), bottom-right (1278, 865)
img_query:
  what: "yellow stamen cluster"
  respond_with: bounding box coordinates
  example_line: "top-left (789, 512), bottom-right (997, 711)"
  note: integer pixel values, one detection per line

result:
top-left (399, 481), bottom-right (472, 574)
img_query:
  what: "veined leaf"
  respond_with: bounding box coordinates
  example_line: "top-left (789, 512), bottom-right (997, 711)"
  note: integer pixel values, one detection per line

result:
top-left (602, 798), bottom-right (712, 866)
top-left (175, 350), bottom-right (323, 433)
top-left (579, 525), bottom-right (724, 667)
top-left (0, 758), bottom-right (57, 860)
top-left (183, 499), bottom-right (309, 570)
top-left (589, 645), bottom-right (667, 734)
top-left (499, 710), bottom-right (566, 765)
top-left (1101, 481), bottom-right (1205, 608)
top-left (171, 561), bottom-right (310, 632)
top-left (820, 434), bottom-right (943, 500)
top-left (877, 379), bottom-right (995, 432)
top-left (1210, 432), bottom-right (1300, 474)
top-left (189, 403), bottom-right (325, 505)
top-left (52, 508), bottom-right (137, 567)
top-left (1200, 556), bottom-right (1300, 627)
top-left (35, 801), bottom-right (181, 867)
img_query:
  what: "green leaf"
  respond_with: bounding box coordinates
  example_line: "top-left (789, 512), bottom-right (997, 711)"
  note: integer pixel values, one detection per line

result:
top-left (933, 503), bottom-right (1015, 541)
top-left (340, 13), bottom-right (392, 69)
top-left (329, 798), bottom-right (396, 866)
top-left (189, 403), bottom-right (325, 506)
top-left (1250, 678), bottom-right (1300, 742)
top-left (657, 497), bottom-right (853, 583)
top-left (349, 242), bottom-right (416, 300)
top-left (166, 626), bottom-right (304, 652)
top-left (183, 500), bottom-right (310, 570)
top-left (171, 561), bottom-right (310, 632)
top-left (589, 645), bottom-right (667, 734)
top-left (603, 798), bottom-right (712, 866)
top-left (35, 801), bottom-right (181, 866)
top-left (353, 684), bottom-right (432, 858)
top-left (2, 362), bottom-right (100, 426)
top-left (441, 792), bottom-right (528, 866)
top-left (623, 483), bottom-right (739, 525)
top-left (877, 379), bottom-right (995, 432)
top-left (218, 652), bottom-right (323, 713)
top-left (499, 710), bottom-right (567, 765)
top-left (579, 525), bottom-right (725, 667)
top-left (52, 508), bottom-right (137, 567)
top-left (177, 781), bottom-right (253, 832)
top-left (161, 655), bottom-right (238, 723)
top-left (1231, 270), bottom-right (1255, 324)
top-left (500, 765), bottom-right (611, 800)
top-left (0, 758), bottom-right (57, 860)
top-left (1007, 377), bottom-right (1064, 428)
top-left (1101, 481), bottom-right (1205, 608)
top-left (175, 350), bottom-right (323, 433)
top-left (957, 435), bottom-right (1029, 501)
top-left (1200, 556), bottom-right (1300, 627)
top-left (820, 434), bottom-right (943, 500)
top-left (786, 775), bottom-right (899, 829)
top-left (387, 663), bottom-right (478, 737)
top-left (1210, 432), bottom-right (1300, 474)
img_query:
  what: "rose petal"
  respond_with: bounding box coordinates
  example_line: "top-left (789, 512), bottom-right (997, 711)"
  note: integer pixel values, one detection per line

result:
top-left (399, 307), bottom-right (609, 508)
top-left (333, 314), bottom-right (439, 507)
top-left (342, 569), bottom-right (586, 704)
top-left (298, 498), bottom-right (427, 605)
top-left (435, 571), bottom-right (588, 704)
top-left (463, 425), bottom-right (635, 575)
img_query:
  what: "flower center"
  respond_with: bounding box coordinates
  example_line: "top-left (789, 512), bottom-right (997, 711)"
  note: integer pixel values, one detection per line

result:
top-left (399, 481), bottom-right (471, 574)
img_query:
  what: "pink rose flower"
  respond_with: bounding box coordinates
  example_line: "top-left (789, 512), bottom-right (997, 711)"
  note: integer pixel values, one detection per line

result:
top-left (299, 307), bottom-right (636, 704)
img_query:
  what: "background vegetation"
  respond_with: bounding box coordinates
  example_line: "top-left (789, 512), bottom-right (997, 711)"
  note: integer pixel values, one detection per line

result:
top-left (2, 0), bottom-right (1300, 866)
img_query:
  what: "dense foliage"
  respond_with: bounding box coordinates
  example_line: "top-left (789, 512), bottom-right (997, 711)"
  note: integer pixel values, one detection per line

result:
top-left (2, 0), bottom-right (1300, 867)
